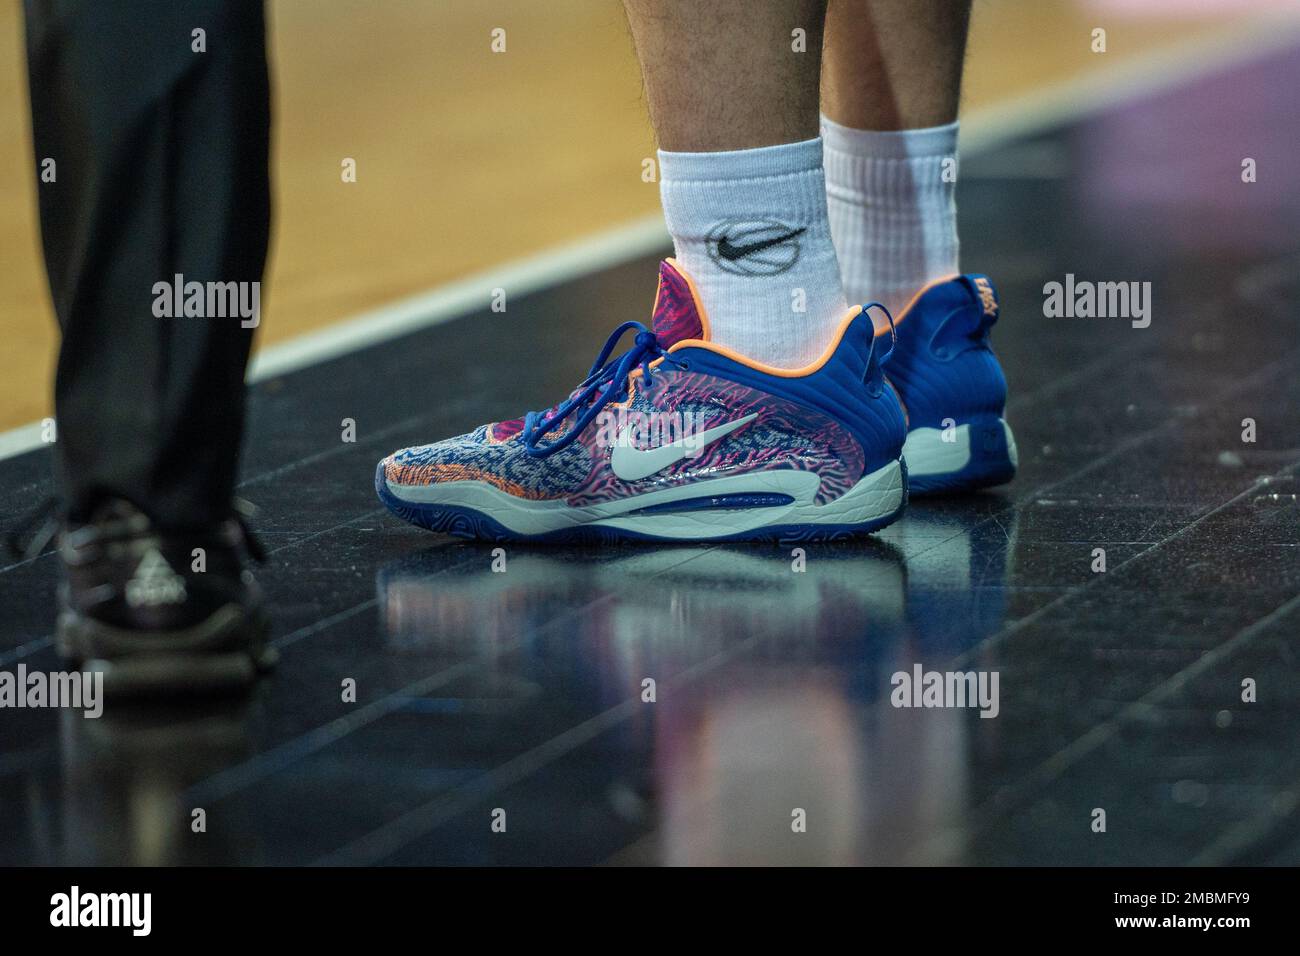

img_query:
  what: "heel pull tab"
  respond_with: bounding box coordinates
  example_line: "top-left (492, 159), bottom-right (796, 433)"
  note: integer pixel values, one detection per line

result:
top-left (930, 276), bottom-right (999, 358)
top-left (958, 274), bottom-right (1000, 333)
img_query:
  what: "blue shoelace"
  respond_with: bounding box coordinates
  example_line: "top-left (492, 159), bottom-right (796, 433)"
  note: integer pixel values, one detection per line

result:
top-left (520, 305), bottom-right (895, 459)
top-left (522, 321), bottom-right (687, 458)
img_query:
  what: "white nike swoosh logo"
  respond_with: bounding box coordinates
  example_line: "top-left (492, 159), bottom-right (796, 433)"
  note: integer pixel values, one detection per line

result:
top-left (609, 413), bottom-right (758, 482)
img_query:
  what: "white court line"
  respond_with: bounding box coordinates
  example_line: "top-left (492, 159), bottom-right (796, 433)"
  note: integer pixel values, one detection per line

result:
top-left (958, 10), bottom-right (1300, 154)
top-left (0, 421), bottom-right (46, 461)
top-left (247, 213), bottom-right (670, 383)
top-left (2, 11), bottom-right (1299, 464)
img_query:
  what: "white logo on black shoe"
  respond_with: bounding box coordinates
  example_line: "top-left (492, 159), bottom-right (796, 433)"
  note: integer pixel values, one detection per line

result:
top-left (124, 548), bottom-right (187, 607)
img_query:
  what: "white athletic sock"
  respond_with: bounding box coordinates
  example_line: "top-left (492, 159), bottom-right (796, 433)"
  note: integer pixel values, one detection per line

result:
top-left (657, 137), bottom-right (848, 368)
top-left (821, 115), bottom-right (960, 319)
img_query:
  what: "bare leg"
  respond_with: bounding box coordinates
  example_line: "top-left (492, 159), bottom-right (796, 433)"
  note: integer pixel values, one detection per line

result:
top-left (821, 0), bottom-right (972, 131)
top-left (818, 0), bottom-right (972, 316)
top-left (623, 0), bottom-right (828, 152)
top-left (821, 1), bottom-right (1018, 499)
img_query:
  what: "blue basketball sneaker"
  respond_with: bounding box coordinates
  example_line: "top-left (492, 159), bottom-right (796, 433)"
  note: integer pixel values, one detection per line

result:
top-left (884, 274), bottom-right (1018, 495)
top-left (376, 259), bottom-right (907, 543)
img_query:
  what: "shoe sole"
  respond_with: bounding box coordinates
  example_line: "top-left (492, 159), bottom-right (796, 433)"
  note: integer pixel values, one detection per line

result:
top-left (903, 416), bottom-right (1018, 495)
top-left (57, 604), bottom-right (276, 698)
top-left (377, 456), bottom-right (907, 544)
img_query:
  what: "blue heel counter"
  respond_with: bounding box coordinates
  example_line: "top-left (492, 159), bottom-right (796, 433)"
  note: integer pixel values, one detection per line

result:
top-left (890, 275), bottom-right (1009, 429)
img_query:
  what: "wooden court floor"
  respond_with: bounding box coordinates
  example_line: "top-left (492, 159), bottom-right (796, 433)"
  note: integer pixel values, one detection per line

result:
top-left (0, 1), bottom-right (1243, 431)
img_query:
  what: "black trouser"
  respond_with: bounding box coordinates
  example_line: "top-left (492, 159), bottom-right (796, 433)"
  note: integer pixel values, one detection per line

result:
top-left (24, 0), bottom-right (270, 529)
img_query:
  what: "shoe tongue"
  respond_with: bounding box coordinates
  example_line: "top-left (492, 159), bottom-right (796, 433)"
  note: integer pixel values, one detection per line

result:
top-left (650, 260), bottom-right (706, 346)
top-left (490, 261), bottom-right (703, 444)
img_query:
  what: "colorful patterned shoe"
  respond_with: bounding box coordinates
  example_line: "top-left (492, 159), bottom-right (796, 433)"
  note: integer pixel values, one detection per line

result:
top-left (886, 274), bottom-right (1018, 495)
top-left (376, 259), bottom-right (908, 543)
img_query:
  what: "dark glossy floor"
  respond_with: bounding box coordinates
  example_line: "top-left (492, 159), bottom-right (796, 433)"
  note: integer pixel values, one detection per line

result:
top-left (2, 47), bottom-right (1299, 866)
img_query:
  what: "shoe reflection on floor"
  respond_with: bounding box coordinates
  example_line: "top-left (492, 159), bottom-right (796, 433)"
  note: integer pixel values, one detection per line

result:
top-left (57, 698), bottom-right (262, 865)
top-left (377, 503), bottom-right (1017, 864)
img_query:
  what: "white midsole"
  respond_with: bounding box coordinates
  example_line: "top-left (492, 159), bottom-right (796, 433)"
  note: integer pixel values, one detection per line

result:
top-left (387, 458), bottom-right (905, 538)
top-left (902, 420), bottom-right (1018, 476)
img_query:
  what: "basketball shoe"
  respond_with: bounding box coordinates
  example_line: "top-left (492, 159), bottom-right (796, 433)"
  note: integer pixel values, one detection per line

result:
top-left (884, 274), bottom-right (1018, 494)
top-left (39, 498), bottom-right (274, 696)
top-left (376, 260), bottom-right (907, 543)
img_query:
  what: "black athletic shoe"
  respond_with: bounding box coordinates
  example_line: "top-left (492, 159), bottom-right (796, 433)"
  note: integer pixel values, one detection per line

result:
top-left (50, 499), bottom-right (275, 697)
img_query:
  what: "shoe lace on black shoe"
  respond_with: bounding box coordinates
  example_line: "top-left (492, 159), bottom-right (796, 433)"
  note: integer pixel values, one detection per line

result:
top-left (5, 495), bottom-right (64, 562)
top-left (7, 496), bottom-right (267, 567)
